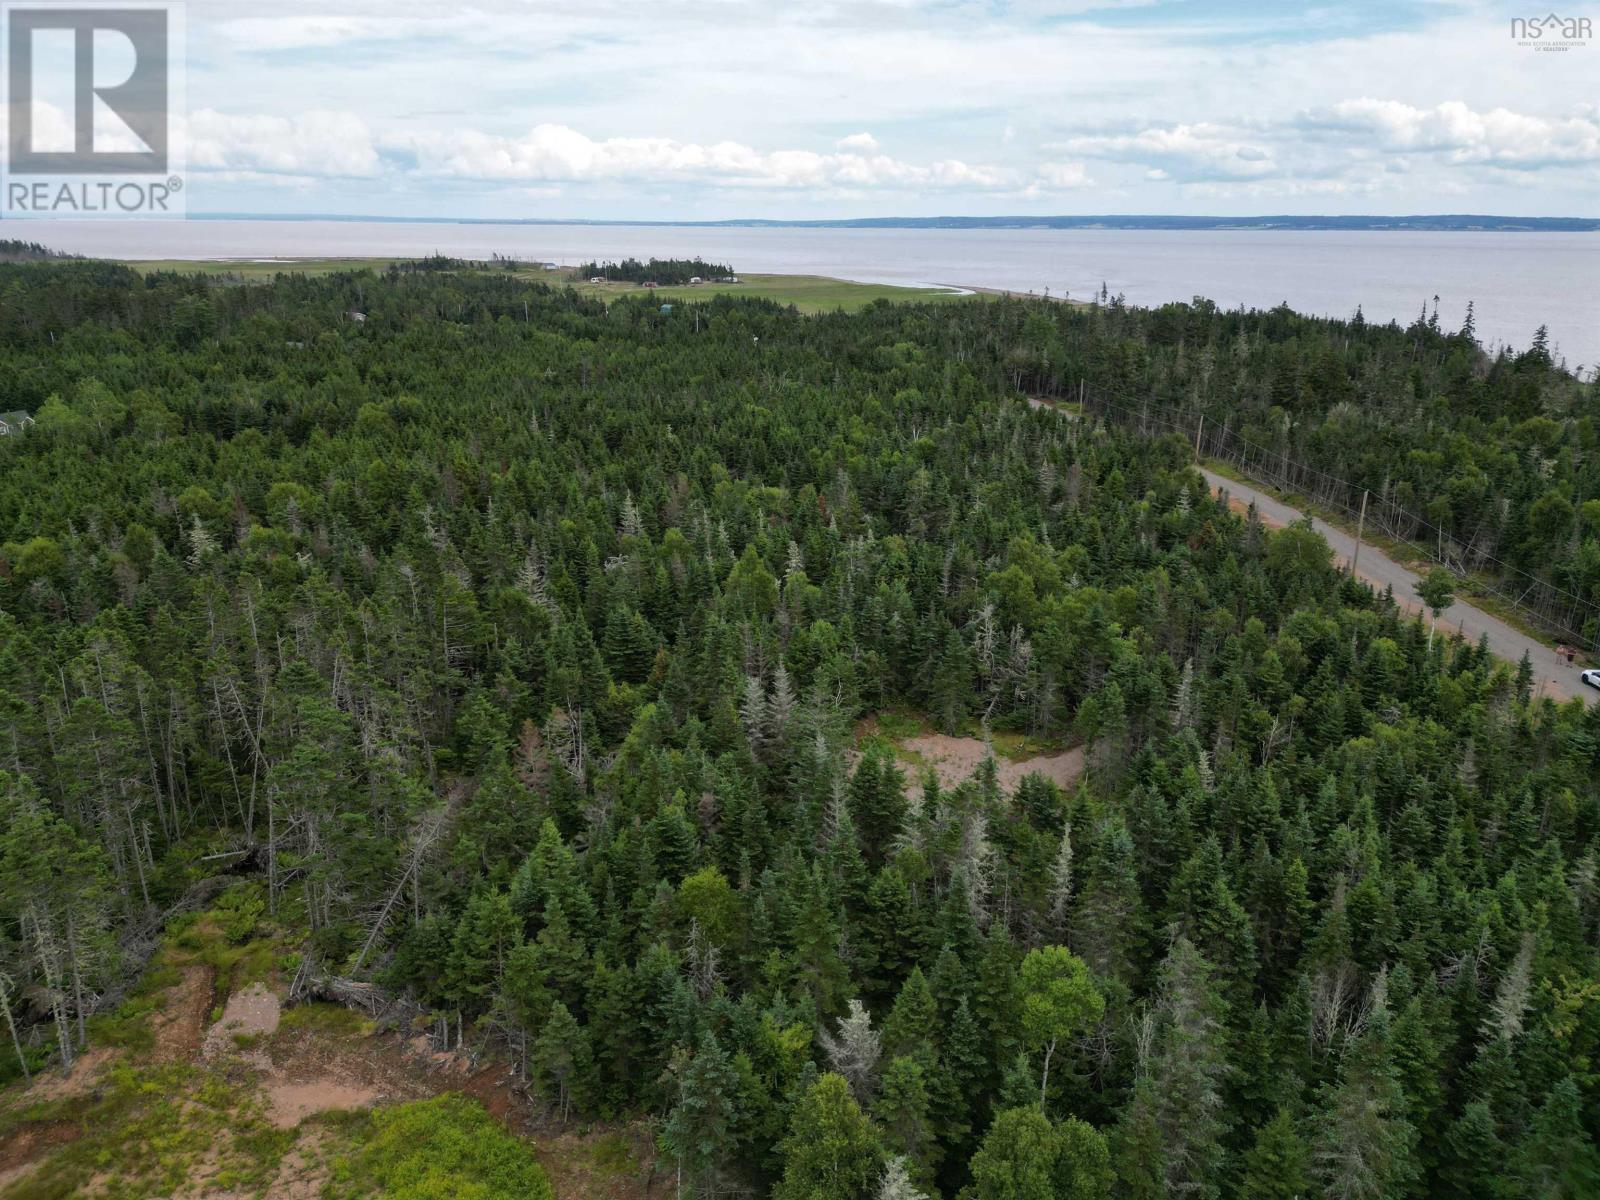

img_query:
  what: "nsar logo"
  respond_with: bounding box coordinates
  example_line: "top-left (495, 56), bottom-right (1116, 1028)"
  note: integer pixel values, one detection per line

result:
top-left (1511, 11), bottom-right (1592, 50)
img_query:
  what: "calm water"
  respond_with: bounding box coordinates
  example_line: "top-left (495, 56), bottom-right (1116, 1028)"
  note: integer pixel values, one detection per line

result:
top-left (26, 220), bottom-right (1600, 370)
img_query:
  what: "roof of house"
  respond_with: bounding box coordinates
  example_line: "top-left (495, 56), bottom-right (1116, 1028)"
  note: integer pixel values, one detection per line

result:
top-left (0, 410), bottom-right (32, 425)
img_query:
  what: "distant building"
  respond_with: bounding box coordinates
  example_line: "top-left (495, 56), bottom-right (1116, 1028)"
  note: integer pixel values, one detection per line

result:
top-left (720, 276), bottom-right (740, 283)
top-left (346, 310), bottom-right (367, 323)
top-left (660, 304), bottom-right (674, 313)
top-left (688, 276), bottom-right (703, 284)
top-left (0, 411), bottom-right (33, 436)
top-left (589, 276), bottom-right (604, 284)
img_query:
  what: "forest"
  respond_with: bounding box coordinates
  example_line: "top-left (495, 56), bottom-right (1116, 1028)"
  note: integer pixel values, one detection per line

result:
top-left (577, 257), bottom-right (736, 284)
top-left (1025, 295), bottom-right (1600, 639)
top-left (1, 257), bottom-right (1599, 1199)
top-left (0, 241), bottom-right (76, 264)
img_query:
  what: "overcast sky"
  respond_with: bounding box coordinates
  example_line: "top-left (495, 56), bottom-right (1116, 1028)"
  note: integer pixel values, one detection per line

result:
top-left (91, 0), bottom-right (1600, 218)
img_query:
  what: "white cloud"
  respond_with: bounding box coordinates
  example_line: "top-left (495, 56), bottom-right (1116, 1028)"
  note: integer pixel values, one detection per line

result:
top-left (1051, 122), bottom-right (1278, 182)
top-left (180, 108), bottom-right (1121, 201)
top-left (187, 109), bottom-right (382, 177)
top-left (389, 123), bottom-right (1019, 190)
top-left (1297, 99), bottom-right (1600, 168)
top-left (168, 0), bottom-right (1600, 216)
top-left (1035, 161), bottom-right (1091, 189)
top-left (836, 132), bottom-right (880, 151)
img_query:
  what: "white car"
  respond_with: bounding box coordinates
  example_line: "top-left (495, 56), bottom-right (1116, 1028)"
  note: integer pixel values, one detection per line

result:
top-left (1581, 669), bottom-right (1600, 692)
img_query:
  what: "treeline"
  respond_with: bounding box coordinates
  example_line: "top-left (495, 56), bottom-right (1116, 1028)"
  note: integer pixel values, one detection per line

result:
top-left (0, 239), bottom-right (78, 263)
top-left (389, 254), bottom-right (478, 273)
top-left (0, 263), bottom-right (1598, 1199)
top-left (578, 256), bottom-right (733, 283)
top-left (1009, 295), bottom-right (1600, 638)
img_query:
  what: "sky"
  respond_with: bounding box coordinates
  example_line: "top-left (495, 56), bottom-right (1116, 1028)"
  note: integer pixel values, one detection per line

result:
top-left (37, 0), bottom-right (1600, 218)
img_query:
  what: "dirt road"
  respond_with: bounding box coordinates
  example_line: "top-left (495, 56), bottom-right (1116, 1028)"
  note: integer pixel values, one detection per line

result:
top-left (1023, 395), bottom-right (1589, 704)
top-left (1199, 467), bottom-right (1591, 706)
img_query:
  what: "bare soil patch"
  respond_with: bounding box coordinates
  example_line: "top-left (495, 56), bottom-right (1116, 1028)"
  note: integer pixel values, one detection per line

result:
top-left (0, 1119), bottom-right (81, 1190)
top-left (202, 981), bottom-right (280, 1058)
top-left (265, 1080), bottom-right (380, 1129)
top-left (152, 962), bottom-right (216, 1061)
top-left (24, 1044), bottom-right (116, 1102)
top-left (898, 732), bottom-right (1085, 795)
top-left (259, 1128), bottom-right (335, 1200)
top-left (1220, 490), bottom-right (1286, 530)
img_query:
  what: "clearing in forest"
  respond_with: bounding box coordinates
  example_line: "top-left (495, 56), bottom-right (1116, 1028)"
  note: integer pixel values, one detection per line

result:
top-left (0, 886), bottom-right (660, 1200)
top-left (856, 711), bottom-right (1085, 796)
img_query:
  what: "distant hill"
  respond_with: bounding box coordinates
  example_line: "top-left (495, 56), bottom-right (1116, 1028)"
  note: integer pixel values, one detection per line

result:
top-left (193, 212), bottom-right (1600, 232)
top-left (700, 214), bottom-right (1600, 232)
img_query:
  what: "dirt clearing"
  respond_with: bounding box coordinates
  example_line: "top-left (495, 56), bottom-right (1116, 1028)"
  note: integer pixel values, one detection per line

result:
top-left (202, 981), bottom-right (281, 1058)
top-left (152, 962), bottom-right (216, 1061)
top-left (898, 733), bottom-right (1084, 794)
top-left (265, 1081), bottom-right (381, 1129)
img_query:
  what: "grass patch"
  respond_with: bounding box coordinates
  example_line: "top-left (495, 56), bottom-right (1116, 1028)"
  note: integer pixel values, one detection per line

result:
top-left (278, 1003), bottom-right (375, 1040)
top-left (325, 1095), bottom-right (554, 1200)
top-left (170, 884), bottom-right (281, 1002)
top-left (82, 951), bottom-right (186, 1054)
top-left (981, 727), bottom-right (1073, 761)
top-left (124, 257), bottom-right (403, 280)
top-left (0, 1096), bottom-right (79, 1148)
top-left (0, 1063), bottom-right (289, 1200)
top-left (586, 1130), bottom-right (637, 1177)
top-left (870, 709), bottom-right (930, 741)
top-left (122, 259), bottom-right (976, 312)
top-left (562, 272), bottom-right (973, 313)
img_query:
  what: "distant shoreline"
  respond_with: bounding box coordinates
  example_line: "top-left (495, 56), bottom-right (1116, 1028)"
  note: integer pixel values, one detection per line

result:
top-left (181, 213), bottom-right (1600, 234)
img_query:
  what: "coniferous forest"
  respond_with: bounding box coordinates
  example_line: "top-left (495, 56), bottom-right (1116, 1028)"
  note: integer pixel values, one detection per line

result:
top-left (2, 257), bottom-right (1600, 1200)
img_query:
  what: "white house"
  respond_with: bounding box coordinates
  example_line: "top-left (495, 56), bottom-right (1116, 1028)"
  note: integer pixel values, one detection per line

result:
top-left (0, 411), bottom-right (33, 436)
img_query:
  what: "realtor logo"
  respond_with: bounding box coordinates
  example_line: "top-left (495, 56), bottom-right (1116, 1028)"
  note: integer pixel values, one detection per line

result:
top-left (2, 3), bottom-right (184, 216)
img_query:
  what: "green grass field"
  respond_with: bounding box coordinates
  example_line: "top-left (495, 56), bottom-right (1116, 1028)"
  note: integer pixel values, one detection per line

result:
top-left (125, 257), bottom-right (405, 278)
top-left (558, 272), bottom-right (973, 313)
top-left (122, 258), bottom-right (974, 312)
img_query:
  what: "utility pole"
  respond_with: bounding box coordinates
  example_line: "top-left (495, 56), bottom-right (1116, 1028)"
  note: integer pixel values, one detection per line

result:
top-left (1351, 489), bottom-right (1369, 578)
top-left (1193, 414), bottom-right (1205, 462)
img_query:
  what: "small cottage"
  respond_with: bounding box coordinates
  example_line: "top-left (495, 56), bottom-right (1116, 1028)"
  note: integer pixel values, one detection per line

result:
top-left (0, 410), bottom-right (33, 436)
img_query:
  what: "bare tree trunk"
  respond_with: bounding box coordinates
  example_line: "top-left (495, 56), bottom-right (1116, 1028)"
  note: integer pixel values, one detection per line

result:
top-left (0, 973), bottom-right (30, 1083)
